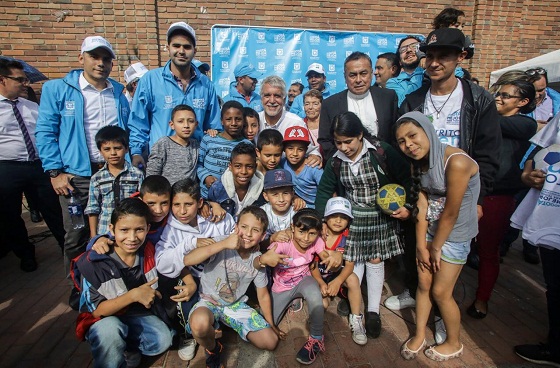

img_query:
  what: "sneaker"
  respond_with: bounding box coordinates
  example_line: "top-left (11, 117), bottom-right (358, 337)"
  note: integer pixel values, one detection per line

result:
top-left (515, 343), bottom-right (560, 367)
top-left (337, 298), bottom-right (350, 317)
top-left (296, 336), bottom-right (325, 365)
top-left (365, 312), bottom-right (381, 338)
top-left (349, 314), bottom-right (367, 345)
top-left (384, 289), bottom-right (416, 311)
top-left (178, 337), bottom-right (197, 361)
top-left (124, 350), bottom-right (141, 368)
top-left (205, 341), bottom-right (223, 368)
top-left (434, 317), bottom-right (447, 345)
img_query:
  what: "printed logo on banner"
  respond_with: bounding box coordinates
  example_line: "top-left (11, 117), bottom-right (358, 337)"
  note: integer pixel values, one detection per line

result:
top-left (329, 80), bottom-right (337, 89)
top-left (239, 47), bottom-right (247, 55)
top-left (346, 51), bottom-right (352, 57)
top-left (362, 36), bottom-right (369, 44)
top-left (218, 77), bottom-right (231, 86)
top-left (395, 38), bottom-right (402, 47)
top-left (311, 49), bottom-right (319, 59)
top-left (217, 30), bottom-right (229, 42)
top-left (258, 62), bottom-right (266, 72)
top-left (219, 47), bottom-right (230, 56)
top-left (236, 32), bottom-right (248, 42)
top-left (377, 38), bottom-right (388, 47)
top-left (274, 34), bottom-right (285, 43)
top-left (328, 64), bottom-right (336, 74)
top-left (309, 35), bottom-right (320, 44)
top-left (291, 78), bottom-right (303, 84)
top-left (326, 51), bottom-right (336, 60)
top-left (293, 63), bottom-right (301, 72)
top-left (276, 49), bottom-right (284, 57)
top-left (222, 91), bottom-right (229, 98)
top-left (220, 61), bottom-right (229, 72)
top-left (274, 63), bottom-right (286, 72)
top-left (294, 34), bottom-right (302, 43)
top-left (328, 36), bottom-right (336, 45)
top-left (257, 32), bottom-right (266, 43)
top-left (291, 49), bottom-right (302, 58)
top-left (256, 49), bottom-right (267, 58)
top-left (343, 36), bottom-right (355, 46)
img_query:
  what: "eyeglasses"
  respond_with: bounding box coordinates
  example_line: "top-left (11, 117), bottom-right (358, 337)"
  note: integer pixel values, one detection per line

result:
top-left (1, 75), bottom-right (30, 85)
top-left (525, 68), bottom-right (547, 76)
top-left (493, 92), bottom-right (522, 100)
top-left (399, 42), bottom-right (420, 54)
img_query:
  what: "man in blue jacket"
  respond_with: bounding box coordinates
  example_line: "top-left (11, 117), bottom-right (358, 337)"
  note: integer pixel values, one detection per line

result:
top-left (128, 22), bottom-right (222, 167)
top-left (35, 35), bottom-right (130, 275)
top-left (526, 67), bottom-right (560, 125)
top-left (223, 62), bottom-right (263, 112)
top-left (289, 63), bottom-right (331, 118)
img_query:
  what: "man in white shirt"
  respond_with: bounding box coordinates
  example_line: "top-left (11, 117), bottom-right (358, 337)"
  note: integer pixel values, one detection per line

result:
top-left (0, 58), bottom-right (65, 272)
top-left (36, 35), bottom-right (130, 275)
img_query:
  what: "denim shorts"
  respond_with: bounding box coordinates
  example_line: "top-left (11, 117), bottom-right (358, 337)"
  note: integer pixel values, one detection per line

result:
top-left (427, 232), bottom-right (471, 265)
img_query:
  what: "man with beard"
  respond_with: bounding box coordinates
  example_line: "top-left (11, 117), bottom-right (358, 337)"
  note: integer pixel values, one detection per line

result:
top-left (386, 36), bottom-right (425, 106)
top-left (289, 63), bottom-right (332, 118)
top-left (128, 22), bottom-right (222, 167)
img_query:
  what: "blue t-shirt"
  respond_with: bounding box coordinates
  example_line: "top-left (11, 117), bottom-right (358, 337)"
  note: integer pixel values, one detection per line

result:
top-left (281, 159), bottom-right (323, 208)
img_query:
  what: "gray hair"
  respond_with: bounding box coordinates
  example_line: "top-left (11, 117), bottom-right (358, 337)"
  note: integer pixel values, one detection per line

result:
top-left (260, 75), bottom-right (286, 98)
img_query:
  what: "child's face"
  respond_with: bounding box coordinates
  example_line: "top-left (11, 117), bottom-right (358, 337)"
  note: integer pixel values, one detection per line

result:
top-left (292, 225), bottom-right (319, 250)
top-left (229, 154), bottom-right (256, 189)
top-left (221, 107), bottom-right (244, 139)
top-left (141, 192), bottom-right (171, 223)
top-left (257, 144), bottom-right (282, 171)
top-left (263, 186), bottom-right (294, 215)
top-left (99, 140), bottom-right (127, 167)
top-left (237, 213), bottom-right (266, 250)
top-left (284, 141), bottom-right (308, 166)
top-left (333, 133), bottom-right (363, 162)
top-left (172, 192), bottom-right (203, 227)
top-left (395, 122), bottom-right (429, 161)
top-left (244, 116), bottom-right (259, 141)
top-left (110, 214), bottom-right (149, 256)
top-left (170, 110), bottom-right (198, 141)
top-left (325, 214), bottom-right (350, 234)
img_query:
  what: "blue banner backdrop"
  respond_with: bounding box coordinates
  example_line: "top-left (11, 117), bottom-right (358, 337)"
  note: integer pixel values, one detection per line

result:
top-left (211, 25), bottom-right (424, 99)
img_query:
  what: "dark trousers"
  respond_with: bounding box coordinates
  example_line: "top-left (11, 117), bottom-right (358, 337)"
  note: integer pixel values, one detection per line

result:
top-left (540, 246), bottom-right (560, 356)
top-left (0, 160), bottom-right (65, 260)
top-left (402, 219), bottom-right (418, 298)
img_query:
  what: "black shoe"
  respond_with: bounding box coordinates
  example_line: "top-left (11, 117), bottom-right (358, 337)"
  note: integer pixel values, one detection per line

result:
top-left (295, 336), bottom-right (324, 365)
top-left (514, 343), bottom-right (560, 367)
top-left (69, 287), bottom-right (81, 311)
top-left (523, 245), bottom-right (540, 264)
top-left (205, 341), bottom-right (223, 368)
top-left (365, 312), bottom-right (381, 338)
top-left (337, 299), bottom-right (350, 317)
top-left (466, 252), bottom-right (479, 270)
top-left (20, 257), bottom-right (37, 272)
top-left (466, 302), bottom-right (487, 319)
top-left (499, 242), bottom-right (511, 258)
top-left (30, 210), bottom-right (43, 223)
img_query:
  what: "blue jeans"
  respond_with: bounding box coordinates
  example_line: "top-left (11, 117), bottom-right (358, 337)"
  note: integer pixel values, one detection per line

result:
top-left (86, 314), bottom-right (173, 368)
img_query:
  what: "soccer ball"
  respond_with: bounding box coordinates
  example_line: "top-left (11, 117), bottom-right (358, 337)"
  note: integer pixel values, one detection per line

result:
top-left (376, 184), bottom-right (406, 215)
top-left (533, 144), bottom-right (560, 172)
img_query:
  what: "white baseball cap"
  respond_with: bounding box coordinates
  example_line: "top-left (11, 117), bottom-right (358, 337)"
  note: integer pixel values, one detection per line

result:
top-left (81, 36), bottom-right (115, 59)
top-left (324, 197), bottom-right (353, 219)
top-left (166, 22), bottom-right (196, 46)
top-left (124, 62), bottom-right (148, 84)
top-left (305, 63), bottom-right (325, 76)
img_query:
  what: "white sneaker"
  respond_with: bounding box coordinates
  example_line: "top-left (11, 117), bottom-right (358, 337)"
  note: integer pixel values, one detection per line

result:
top-left (178, 337), bottom-right (197, 361)
top-left (349, 314), bottom-right (368, 345)
top-left (434, 317), bottom-right (447, 345)
top-left (384, 289), bottom-right (416, 311)
top-left (124, 350), bottom-right (141, 368)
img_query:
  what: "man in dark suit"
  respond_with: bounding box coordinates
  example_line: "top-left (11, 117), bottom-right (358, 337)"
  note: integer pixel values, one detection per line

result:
top-left (318, 51), bottom-right (398, 160)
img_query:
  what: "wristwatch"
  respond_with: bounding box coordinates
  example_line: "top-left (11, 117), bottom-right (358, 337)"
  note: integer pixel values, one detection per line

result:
top-left (48, 169), bottom-right (62, 178)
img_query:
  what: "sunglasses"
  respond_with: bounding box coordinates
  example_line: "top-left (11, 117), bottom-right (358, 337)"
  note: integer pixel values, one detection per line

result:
top-left (493, 92), bottom-right (522, 100)
top-left (525, 68), bottom-right (547, 76)
top-left (1, 75), bottom-right (30, 85)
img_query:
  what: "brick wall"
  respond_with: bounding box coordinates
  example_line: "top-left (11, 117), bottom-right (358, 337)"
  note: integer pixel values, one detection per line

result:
top-left (1, 0), bottom-right (559, 88)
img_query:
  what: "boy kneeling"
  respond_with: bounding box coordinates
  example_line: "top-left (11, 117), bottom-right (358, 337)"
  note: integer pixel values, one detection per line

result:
top-left (73, 198), bottom-right (173, 368)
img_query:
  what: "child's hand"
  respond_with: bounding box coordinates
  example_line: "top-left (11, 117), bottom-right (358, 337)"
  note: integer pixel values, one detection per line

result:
top-left (390, 206), bottom-right (410, 220)
top-left (428, 243), bottom-right (442, 272)
top-left (204, 176), bottom-right (217, 188)
top-left (133, 278), bottom-right (162, 309)
top-left (320, 282), bottom-right (329, 296)
top-left (304, 154), bottom-right (322, 168)
top-left (320, 251), bottom-right (343, 272)
top-left (416, 246), bottom-right (432, 273)
top-left (326, 279), bottom-right (342, 297)
top-left (272, 325), bottom-right (287, 340)
top-left (208, 201), bottom-right (226, 222)
top-left (223, 231), bottom-right (241, 250)
top-left (91, 236), bottom-right (113, 254)
top-left (197, 237), bottom-right (216, 248)
top-left (260, 244), bottom-right (289, 267)
top-left (171, 283), bottom-right (197, 302)
top-left (292, 197), bottom-right (307, 211)
top-left (205, 129), bottom-right (219, 137)
top-left (271, 229), bottom-right (291, 243)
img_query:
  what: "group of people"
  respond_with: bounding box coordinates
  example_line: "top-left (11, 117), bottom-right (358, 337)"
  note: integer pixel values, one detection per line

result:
top-left (1, 5), bottom-right (559, 368)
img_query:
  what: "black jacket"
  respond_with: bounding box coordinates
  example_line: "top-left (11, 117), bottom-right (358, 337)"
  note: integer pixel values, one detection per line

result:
top-left (318, 86), bottom-right (398, 160)
top-left (399, 78), bottom-right (502, 203)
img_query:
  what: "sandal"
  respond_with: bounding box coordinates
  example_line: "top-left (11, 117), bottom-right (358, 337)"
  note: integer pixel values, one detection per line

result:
top-left (400, 338), bottom-right (426, 360)
top-left (425, 344), bottom-right (464, 361)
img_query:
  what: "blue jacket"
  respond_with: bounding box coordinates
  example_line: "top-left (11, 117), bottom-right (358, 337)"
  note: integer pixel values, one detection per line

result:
top-left (289, 84), bottom-right (332, 118)
top-left (222, 81), bottom-right (263, 112)
top-left (128, 61), bottom-right (222, 155)
top-left (385, 67), bottom-right (425, 107)
top-left (35, 70), bottom-right (130, 177)
top-left (527, 87), bottom-right (560, 120)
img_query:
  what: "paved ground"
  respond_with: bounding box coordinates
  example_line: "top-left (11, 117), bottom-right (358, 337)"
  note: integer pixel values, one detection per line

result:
top-left (0, 208), bottom-right (547, 367)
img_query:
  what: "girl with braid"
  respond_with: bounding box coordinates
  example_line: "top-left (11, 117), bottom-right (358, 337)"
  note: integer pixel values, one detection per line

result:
top-left (395, 111), bottom-right (479, 362)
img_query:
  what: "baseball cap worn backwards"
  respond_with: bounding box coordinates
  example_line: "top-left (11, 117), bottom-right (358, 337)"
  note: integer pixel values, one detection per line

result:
top-left (419, 28), bottom-right (465, 52)
top-left (124, 62), bottom-right (148, 84)
top-left (167, 22), bottom-right (196, 46)
top-left (81, 36), bottom-right (116, 59)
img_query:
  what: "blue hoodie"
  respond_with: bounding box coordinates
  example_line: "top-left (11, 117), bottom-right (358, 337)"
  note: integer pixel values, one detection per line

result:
top-left (289, 83), bottom-right (332, 118)
top-left (222, 81), bottom-right (263, 112)
top-left (128, 61), bottom-right (222, 155)
top-left (35, 69), bottom-right (130, 177)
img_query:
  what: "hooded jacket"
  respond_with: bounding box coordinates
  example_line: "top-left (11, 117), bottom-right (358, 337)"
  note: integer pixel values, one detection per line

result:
top-left (222, 81), bottom-right (263, 112)
top-left (207, 168), bottom-right (265, 217)
top-left (398, 78), bottom-right (501, 203)
top-left (35, 70), bottom-right (130, 176)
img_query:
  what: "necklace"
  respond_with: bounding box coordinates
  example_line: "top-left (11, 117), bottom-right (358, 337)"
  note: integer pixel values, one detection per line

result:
top-left (428, 81), bottom-right (458, 119)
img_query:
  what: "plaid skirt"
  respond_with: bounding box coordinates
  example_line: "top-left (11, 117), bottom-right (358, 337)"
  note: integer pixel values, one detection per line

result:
top-left (344, 206), bottom-right (404, 262)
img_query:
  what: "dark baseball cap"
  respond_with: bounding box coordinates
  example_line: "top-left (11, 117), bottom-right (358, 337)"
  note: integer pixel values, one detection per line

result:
top-left (263, 169), bottom-right (294, 190)
top-left (419, 28), bottom-right (465, 52)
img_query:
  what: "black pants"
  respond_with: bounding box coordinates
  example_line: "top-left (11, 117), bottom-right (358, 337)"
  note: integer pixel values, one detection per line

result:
top-left (540, 246), bottom-right (560, 357)
top-left (0, 160), bottom-right (65, 260)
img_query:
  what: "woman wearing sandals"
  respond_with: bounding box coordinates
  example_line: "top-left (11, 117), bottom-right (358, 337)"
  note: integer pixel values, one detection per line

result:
top-left (395, 111), bottom-right (480, 361)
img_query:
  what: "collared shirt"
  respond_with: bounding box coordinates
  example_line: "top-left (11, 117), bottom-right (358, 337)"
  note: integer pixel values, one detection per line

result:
top-left (347, 90), bottom-right (378, 136)
top-left (0, 94), bottom-right (39, 161)
top-left (79, 73), bottom-right (118, 162)
top-left (333, 138), bottom-right (375, 176)
top-left (535, 91), bottom-right (554, 122)
top-left (172, 65), bottom-right (197, 91)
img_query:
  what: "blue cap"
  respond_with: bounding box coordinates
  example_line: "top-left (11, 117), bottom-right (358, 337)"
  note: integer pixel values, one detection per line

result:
top-left (234, 62), bottom-right (261, 79)
top-left (263, 169), bottom-right (294, 190)
top-left (192, 59), bottom-right (210, 73)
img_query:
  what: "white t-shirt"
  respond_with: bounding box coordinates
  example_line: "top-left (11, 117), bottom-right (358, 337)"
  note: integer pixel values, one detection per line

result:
top-left (260, 202), bottom-right (294, 239)
top-left (424, 81), bottom-right (463, 148)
